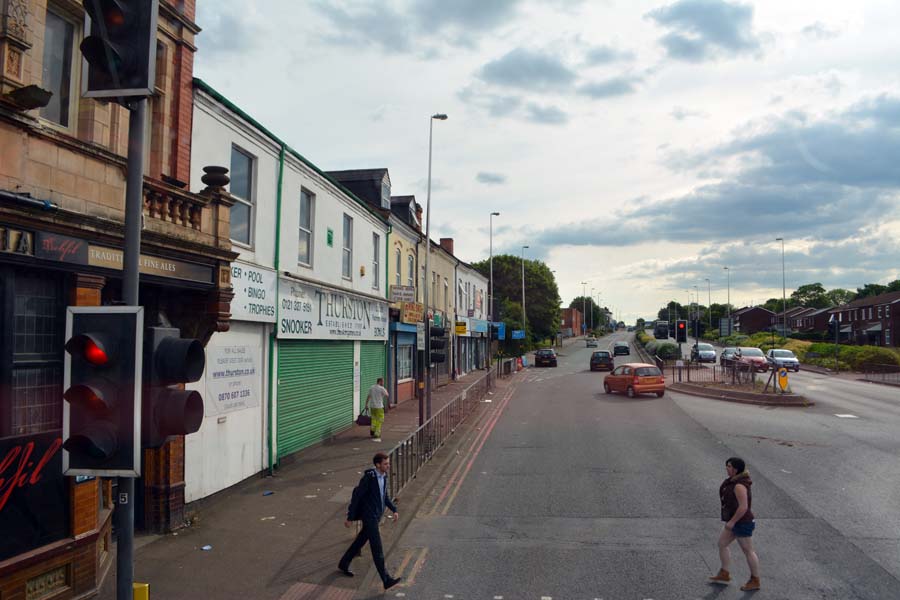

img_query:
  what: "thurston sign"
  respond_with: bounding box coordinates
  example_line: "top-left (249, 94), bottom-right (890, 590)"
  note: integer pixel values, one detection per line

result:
top-left (278, 278), bottom-right (388, 341)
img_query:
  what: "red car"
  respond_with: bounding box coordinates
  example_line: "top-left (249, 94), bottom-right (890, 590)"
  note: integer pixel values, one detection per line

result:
top-left (603, 363), bottom-right (665, 398)
top-left (735, 347), bottom-right (768, 372)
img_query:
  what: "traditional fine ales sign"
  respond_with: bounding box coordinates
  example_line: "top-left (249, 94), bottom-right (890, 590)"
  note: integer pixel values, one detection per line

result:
top-left (230, 262), bottom-right (277, 323)
top-left (0, 224), bottom-right (34, 257)
top-left (400, 302), bottom-right (424, 325)
top-left (278, 278), bottom-right (388, 340)
top-left (0, 432), bottom-right (69, 561)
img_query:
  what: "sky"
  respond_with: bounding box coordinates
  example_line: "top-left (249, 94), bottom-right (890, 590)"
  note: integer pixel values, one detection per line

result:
top-left (194, 0), bottom-right (900, 324)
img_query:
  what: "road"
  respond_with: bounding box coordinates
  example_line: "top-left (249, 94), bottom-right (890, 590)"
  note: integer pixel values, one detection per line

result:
top-left (360, 332), bottom-right (900, 599)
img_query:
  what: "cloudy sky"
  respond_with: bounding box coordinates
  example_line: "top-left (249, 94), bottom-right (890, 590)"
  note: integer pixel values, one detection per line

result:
top-left (195, 0), bottom-right (900, 323)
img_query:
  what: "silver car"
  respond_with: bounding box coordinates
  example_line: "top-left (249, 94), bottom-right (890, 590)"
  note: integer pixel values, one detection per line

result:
top-left (691, 343), bottom-right (717, 363)
top-left (766, 348), bottom-right (800, 372)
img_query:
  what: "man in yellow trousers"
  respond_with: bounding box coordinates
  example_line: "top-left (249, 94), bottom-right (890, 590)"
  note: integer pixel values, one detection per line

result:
top-left (365, 377), bottom-right (389, 442)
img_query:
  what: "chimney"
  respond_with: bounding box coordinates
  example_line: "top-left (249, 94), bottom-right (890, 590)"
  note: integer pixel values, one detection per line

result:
top-left (439, 238), bottom-right (454, 255)
top-left (414, 203), bottom-right (423, 232)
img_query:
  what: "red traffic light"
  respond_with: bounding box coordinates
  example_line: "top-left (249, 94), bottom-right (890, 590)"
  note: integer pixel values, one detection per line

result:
top-left (66, 334), bottom-right (111, 366)
top-left (678, 322), bottom-right (685, 329)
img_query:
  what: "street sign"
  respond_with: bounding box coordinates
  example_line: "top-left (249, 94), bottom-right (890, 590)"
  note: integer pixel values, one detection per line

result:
top-left (778, 367), bottom-right (789, 391)
top-left (511, 329), bottom-right (525, 340)
top-left (390, 285), bottom-right (416, 303)
top-left (400, 302), bottom-right (424, 324)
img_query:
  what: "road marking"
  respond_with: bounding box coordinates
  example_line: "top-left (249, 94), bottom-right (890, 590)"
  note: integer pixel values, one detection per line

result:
top-left (834, 414), bottom-right (859, 418)
top-left (404, 547), bottom-right (429, 588)
top-left (395, 548), bottom-right (415, 579)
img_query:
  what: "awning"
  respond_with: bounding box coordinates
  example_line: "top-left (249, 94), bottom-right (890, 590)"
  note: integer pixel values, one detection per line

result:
top-left (865, 322), bottom-right (883, 333)
top-left (840, 325), bottom-right (852, 333)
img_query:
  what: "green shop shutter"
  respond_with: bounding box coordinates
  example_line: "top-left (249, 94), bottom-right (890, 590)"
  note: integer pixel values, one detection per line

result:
top-left (277, 340), bottom-right (354, 459)
top-left (358, 341), bottom-right (386, 411)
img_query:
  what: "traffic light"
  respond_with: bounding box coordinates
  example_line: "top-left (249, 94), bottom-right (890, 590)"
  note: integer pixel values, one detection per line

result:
top-left (81, 0), bottom-right (159, 98)
top-left (429, 325), bottom-right (447, 364)
top-left (63, 306), bottom-right (143, 477)
top-left (143, 327), bottom-right (205, 448)
top-left (828, 316), bottom-right (838, 340)
top-left (675, 319), bottom-right (687, 343)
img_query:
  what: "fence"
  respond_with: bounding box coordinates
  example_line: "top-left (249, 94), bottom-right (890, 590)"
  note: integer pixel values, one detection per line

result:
top-left (862, 363), bottom-right (900, 386)
top-left (669, 363), bottom-right (758, 388)
top-left (388, 370), bottom-right (492, 498)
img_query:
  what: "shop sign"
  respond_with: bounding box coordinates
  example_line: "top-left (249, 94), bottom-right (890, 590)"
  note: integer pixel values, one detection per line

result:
top-left (475, 289), bottom-right (483, 311)
top-left (35, 232), bottom-right (88, 263)
top-left (0, 224), bottom-right (34, 257)
top-left (471, 319), bottom-right (489, 334)
top-left (511, 329), bottom-right (525, 340)
top-left (400, 302), bottom-right (424, 324)
top-left (0, 432), bottom-right (69, 561)
top-left (416, 323), bottom-right (425, 347)
top-left (390, 285), bottom-right (416, 303)
top-left (88, 245), bottom-right (213, 283)
top-left (278, 278), bottom-right (388, 340)
top-left (205, 345), bottom-right (261, 415)
top-left (230, 262), bottom-right (277, 323)
top-left (455, 320), bottom-right (469, 335)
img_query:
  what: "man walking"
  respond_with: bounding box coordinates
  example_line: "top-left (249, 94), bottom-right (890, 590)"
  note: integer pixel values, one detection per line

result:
top-left (338, 452), bottom-right (402, 590)
top-left (366, 377), bottom-right (389, 441)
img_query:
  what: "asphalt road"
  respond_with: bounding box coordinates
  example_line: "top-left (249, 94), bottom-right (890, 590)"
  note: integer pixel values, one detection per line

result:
top-left (370, 332), bottom-right (900, 599)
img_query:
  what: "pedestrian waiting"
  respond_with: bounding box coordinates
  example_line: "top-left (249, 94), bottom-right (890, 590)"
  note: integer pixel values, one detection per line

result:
top-left (338, 452), bottom-right (402, 591)
top-left (708, 456), bottom-right (761, 591)
top-left (365, 377), bottom-right (389, 441)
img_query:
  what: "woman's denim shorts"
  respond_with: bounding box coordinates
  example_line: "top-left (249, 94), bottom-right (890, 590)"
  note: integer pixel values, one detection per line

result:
top-left (733, 521), bottom-right (755, 538)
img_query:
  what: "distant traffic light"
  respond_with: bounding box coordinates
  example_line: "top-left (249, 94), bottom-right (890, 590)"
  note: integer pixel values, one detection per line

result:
top-left (142, 327), bottom-right (205, 448)
top-left (429, 325), bottom-right (447, 364)
top-left (63, 306), bottom-right (143, 477)
top-left (81, 0), bottom-right (159, 98)
top-left (675, 319), bottom-right (687, 343)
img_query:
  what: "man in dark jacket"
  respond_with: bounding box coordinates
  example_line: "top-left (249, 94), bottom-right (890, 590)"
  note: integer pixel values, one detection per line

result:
top-left (338, 452), bottom-right (402, 590)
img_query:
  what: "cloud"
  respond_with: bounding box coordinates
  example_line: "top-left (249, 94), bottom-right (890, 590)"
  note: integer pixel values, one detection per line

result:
top-left (647, 0), bottom-right (762, 62)
top-left (197, 8), bottom-right (266, 59)
top-left (312, 2), bottom-right (414, 54)
top-left (476, 172), bottom-right (508, 185)
top-left (478, 48), bottom-right (576, 91)
top-left (577, 76), bottom-right (641, 99)
top-left (458, 85), bottom-right (523, 118)
top-left (802, 22), bottom-right (842, 41)
top-left (525, 103), bottom-right (569, 125)
top-left (671, 106), bottom-right (708, 120)
top-left (585, 45), bottom-right (636, 65)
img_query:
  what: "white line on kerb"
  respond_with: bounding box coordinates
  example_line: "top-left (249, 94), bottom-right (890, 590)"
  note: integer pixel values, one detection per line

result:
top-left (834, 414), bottom-right (859, 418)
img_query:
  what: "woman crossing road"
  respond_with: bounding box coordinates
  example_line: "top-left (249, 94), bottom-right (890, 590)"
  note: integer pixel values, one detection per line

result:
top-left (708, 456), bottom-right (761, 591)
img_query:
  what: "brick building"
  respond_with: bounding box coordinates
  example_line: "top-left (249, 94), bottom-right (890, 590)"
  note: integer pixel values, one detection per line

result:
top-left (828, 290), bottom-right (900, 347)
top-left (0, 1), bottom-right (235, 597)
top-left (731, 306), bottom-right (774, 334)
top-left (561, 307), bottom-right (583, 337)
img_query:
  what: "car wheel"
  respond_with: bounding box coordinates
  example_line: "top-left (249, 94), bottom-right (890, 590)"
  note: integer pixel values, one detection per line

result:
top-left (795, 366), bottom-right (800, 372)
top-left (603, 382), bottom-right (611, 394)
top-left (626, 386), bottom-right (635, 398)
top-left (656, 391), bottom-right (665, 398)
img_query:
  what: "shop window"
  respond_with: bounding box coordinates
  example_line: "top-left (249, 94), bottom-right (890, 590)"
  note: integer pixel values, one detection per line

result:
top-left (397, 345), bottom-right (413, 380)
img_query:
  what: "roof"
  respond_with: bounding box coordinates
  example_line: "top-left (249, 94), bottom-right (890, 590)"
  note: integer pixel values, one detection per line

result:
top-left (832, 290), bottom-right (900, 310)
top-left (804, 307), bottom-right (832, 317)
top-left (327, 169), bottom-right (389, 184)
top-left (733, 306), bottom-right (775, 316)
top-left (192, 78), bottom-right (387, 225)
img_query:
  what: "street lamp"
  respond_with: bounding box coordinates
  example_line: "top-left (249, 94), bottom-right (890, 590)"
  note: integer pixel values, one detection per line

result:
top-left (521, 246), bottom-right (529, 344)
top-left (489, 211), bottom-right (500, 364)
top-left (705, 278), bottom-right (711, 331)
top-left (723, 266), bottom-right (731, 335)
top-left (422, 112), bottom-right (447, 424)
top-left (590, 287), bottom-right (595, 333)
top-left (776, 237), bottom-right (786, 338)
top-left (581, 281), bottom-right (587, 337)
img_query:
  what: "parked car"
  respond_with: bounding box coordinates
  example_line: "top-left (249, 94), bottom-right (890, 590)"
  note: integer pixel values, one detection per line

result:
top-left (720, 347), bottom-right (738, 366)
top-left (691, 343), bottom-right (717, 363)
top-left (590, 350), bottom-right (614, 371)
top-left (535, 348), bottom-right (558, 367)
top-left (586, 337), bottom-right (598, 348)
top-left (603, 363), bottom-right (665, 397)
top-left (612, 341), bottom-right (630, 356)
top-left (766, 348), bottom-right (800, 372)
top-left (736, 347), bottom-right (768, 372)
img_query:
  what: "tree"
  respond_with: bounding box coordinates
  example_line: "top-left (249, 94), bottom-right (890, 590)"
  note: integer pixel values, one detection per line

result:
top-left (657, 300), bottom-right (686, 322)
top-left (855, 283), bottom-right (887, 300)
top-left (827, 288), bottom-right (854, 306)
top-left (636, 318), bottom-right (645, 330)
top-left (791, 283), bottom-right (830, 308)
top-left (472, 255), bottom-right (561, 347)
top-left (569, 296), bottom-right (603, 332)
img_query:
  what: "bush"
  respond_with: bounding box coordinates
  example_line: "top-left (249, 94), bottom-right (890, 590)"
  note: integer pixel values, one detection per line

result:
top-left (656, 343), bottom-right (680, 359)
top-left (806, 357), bottom-right (851, 371)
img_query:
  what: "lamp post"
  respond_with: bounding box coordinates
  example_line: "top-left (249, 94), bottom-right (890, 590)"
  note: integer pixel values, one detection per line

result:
top-left (521, 246), bottom-right (529, 345)
top-left (705, 277), bottom-right (711, 331)
top-left (776, 237), bottom-right (786, 339)
top-left (724, 266), bottom-right (731, 336)
top-left (422, 113), bottom-right (447, 425)
top-left (693, 284), bottom-right (699, 341)
top-left (590, 287), bottom-right (595, 333)
top-left (489, 211), bottom-right (499, 364)
top-left (581, 281), bottom-right (587, 337)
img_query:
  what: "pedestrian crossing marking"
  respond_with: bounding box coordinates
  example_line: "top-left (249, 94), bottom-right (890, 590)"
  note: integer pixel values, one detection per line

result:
top-left (834, 414), bottom-right (859, 418)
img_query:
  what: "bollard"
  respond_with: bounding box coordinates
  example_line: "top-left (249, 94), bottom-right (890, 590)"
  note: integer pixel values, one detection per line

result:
top-left (133, 583), bottom-right (149, 600)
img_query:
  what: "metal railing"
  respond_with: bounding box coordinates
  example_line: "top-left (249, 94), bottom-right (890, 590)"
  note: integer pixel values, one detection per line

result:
top-left (862, 363), bottom-right (900, 385)
top-left (388, 370), bottom-right (492, 498)
top-left (670, 363), bottom-right (758, 389)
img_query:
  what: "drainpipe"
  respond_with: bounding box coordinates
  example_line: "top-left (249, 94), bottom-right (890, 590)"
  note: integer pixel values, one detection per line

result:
top-left (267, 144), bottom-right (286, 474)
top-left (385, 222), bottom-right (393, 406)
top-left (0, 190), bottom-right (58, 211)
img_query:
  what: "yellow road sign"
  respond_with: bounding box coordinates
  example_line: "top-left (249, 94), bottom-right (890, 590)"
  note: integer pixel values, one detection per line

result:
top-left (778, 367), bottom-right (789, 391)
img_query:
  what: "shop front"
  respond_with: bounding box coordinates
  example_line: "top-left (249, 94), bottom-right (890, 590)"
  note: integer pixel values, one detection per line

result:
top-left (275, 277), bottom-right (388, 462)
top-left (390, 301), bottom-right (421, 405)
top-left (471, 318), bottom-right (489, 369)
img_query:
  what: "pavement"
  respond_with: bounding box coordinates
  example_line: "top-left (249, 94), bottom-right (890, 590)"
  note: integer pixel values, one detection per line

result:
top-left (97, 366), bottom-right (506, 600)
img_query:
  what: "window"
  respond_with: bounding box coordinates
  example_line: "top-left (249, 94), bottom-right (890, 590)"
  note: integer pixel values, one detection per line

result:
top-left (342, 214), bottom-right (353, 279)
top-left (39, 8), bottom-right (76, 127)
top-left (458, 283), bottom-right (463, 312)
top-left (397, 345), bottom-right (413, 380)
top-left (395, 249), bottom-right (401, 286)
top-left (381, 179), bottom-right (391, 209)
top-left (869, 307), bottom-right (873, 319)
top-left (444, 279), bottom-right (449, 315)
top-left (431, 272), bottom-right (437, 305)
top-left (372, 233), bottom-right (380, 289)
top-left (298, 190), bottom-right (313, 266)
top-left (407, 255), bottom-right (414, 287)
top-left (229, 147), bottom-right (255, 245)
top-left (878, 306), bottom-right (883, 318)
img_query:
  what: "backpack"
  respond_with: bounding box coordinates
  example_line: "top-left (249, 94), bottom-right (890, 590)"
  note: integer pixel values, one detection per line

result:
top-left (347, 481), bottom-right (364, 521)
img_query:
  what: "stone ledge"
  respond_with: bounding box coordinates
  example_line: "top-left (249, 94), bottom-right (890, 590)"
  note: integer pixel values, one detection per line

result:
top-left (670, 382), bottom-right (812, 407)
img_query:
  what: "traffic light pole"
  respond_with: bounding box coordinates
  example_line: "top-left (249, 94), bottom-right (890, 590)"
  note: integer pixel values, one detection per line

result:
top-left (117, 98), bottom-right (146, 600)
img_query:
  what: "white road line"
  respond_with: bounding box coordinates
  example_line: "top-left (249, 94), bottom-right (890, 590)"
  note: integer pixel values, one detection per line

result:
top-left (834, 413), bottom-right (859, 418)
